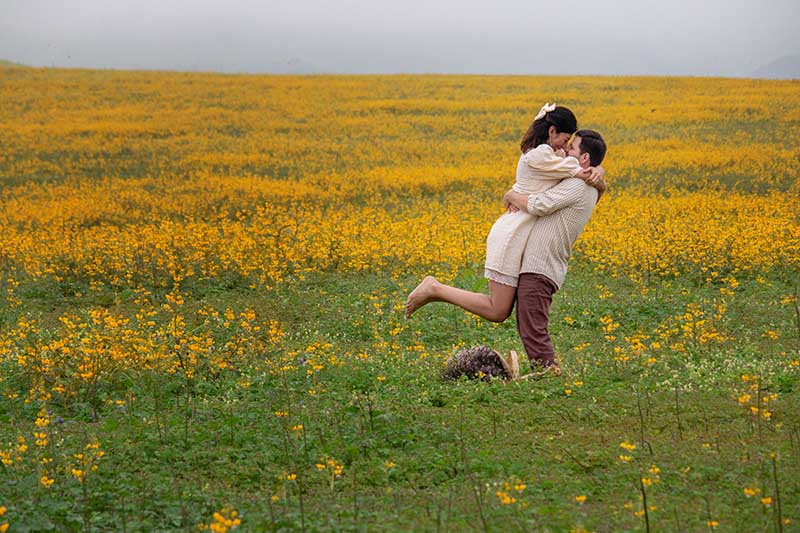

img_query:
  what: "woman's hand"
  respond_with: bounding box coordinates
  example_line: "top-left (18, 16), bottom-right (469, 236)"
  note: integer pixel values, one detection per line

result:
top-left (504, 190), bottom-right (529, 213)
top-left (584, 166), bottom-right (606, 191)
top-left (503, 190), bottom-right (518, 212)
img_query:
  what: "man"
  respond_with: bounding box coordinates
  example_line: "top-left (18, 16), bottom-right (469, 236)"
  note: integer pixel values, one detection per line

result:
top-left (503, 129), bottom-right (607, 377)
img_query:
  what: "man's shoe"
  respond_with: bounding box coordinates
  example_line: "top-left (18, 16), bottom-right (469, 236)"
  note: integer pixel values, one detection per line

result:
top-left (519, 363), bottom-right (562, 380)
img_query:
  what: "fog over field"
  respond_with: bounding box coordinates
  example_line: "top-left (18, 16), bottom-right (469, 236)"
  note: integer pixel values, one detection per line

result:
top-left (2, 0), bottom-right (799, 77)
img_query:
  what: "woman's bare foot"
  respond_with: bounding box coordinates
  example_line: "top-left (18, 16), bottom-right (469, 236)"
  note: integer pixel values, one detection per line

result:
top-left (405, 276), bottom-right (440, 318)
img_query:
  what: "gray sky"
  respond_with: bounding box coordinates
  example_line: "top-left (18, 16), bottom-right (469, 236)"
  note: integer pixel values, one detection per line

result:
top-left (2, 0), bottom-right (799, 77)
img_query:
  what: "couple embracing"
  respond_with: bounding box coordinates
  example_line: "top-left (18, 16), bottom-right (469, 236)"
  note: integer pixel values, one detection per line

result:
top-left (406, 104), bottom-right (607, 378)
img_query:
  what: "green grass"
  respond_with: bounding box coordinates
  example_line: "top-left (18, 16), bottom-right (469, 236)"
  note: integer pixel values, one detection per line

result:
top-left (1, 266), bottom-right (798, 531)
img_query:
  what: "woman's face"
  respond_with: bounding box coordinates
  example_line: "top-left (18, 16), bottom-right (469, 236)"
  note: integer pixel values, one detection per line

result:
top-left (547, 126), bottom-right (572, 149)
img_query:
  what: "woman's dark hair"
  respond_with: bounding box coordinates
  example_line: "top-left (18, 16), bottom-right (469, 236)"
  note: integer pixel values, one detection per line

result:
top-left (574, 129), bottom-right (607, 166)
top-left (520, 106), bottom-right (578, 154)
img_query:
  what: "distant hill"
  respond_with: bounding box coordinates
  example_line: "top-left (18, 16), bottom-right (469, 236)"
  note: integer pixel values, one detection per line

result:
top-left (752, 54), bottom-right (800, 79)
top-left (0, 59), bottom-right (26, 67)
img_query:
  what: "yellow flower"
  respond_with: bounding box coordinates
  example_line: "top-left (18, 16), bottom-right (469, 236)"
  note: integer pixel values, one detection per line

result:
top-left (35, 410), bottom-right (50, 428)
top-left (495, 491), bottom-right (516, 505)
top-left (286, 473), bottom-right (297, 481)
top-left (209, 507), bottom-right (241, 532)
top-left (619, 455), bottom-right (633, 462)
top-left (40, 475), bottom-right (55, 487)
top-left (743, 487), bottom-right (761, 497)
top-left (761, 497), bottom-right (772, 506)
top-left (737, 394), bottom-right (751, 404)
top-left (620, 440), bottom-right (637, 451)
top-left (575, 495), bottom-right (587, 504)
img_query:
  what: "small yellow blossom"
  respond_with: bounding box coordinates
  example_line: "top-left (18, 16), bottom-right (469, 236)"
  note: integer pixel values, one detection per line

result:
top-left (738, 394), bottom-right (751, 404)
top-left (209, 508), bottom-right (240, 533)
top-left (743, 487), bottom-right (761, 497)
top-left (495, 491), bottom-right (516, 505)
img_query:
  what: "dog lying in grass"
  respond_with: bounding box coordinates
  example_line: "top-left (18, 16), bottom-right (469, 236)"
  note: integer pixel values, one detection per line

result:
top-left (441, 345), bottom-right (561, 381)
top-left (441, 345), bottom-right (520, 382)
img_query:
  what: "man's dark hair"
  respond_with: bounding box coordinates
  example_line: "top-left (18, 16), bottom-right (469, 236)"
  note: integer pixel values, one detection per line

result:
top-left (575, 129), bottom-right (606, 166)
top-left (520, 106), bottom-right (578, 154)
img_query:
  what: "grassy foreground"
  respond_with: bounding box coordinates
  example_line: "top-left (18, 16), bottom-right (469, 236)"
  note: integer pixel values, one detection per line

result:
top-left (0, 68), bottom-right (798, 531)
top-left (2, 267), bottom-right (798, 531)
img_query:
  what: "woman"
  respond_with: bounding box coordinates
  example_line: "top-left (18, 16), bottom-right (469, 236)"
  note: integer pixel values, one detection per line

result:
top-left (405, 105), bottom-right (604, 321)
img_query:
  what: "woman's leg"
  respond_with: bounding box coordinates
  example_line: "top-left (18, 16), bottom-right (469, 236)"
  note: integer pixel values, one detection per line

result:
top-left (405, 276), bottom-right (516, 322)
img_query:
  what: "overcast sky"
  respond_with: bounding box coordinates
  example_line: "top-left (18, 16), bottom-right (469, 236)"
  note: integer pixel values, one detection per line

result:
top-left (2, 0), bottom-right (799, 77)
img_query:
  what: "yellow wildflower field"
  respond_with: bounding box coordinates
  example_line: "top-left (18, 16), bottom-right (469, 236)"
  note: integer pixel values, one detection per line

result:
top-left (1, 66), bottom-right (799, 530)
top-left (1, 68), bottom-right (798, 292)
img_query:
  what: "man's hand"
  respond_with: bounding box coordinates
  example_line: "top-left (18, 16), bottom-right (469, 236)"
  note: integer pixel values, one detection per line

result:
top-left (503, 189), bottom-right (530, 213)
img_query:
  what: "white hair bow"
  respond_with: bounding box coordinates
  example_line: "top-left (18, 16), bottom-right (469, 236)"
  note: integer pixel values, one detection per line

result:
top-left (534, 102), bottom-right (556, 121)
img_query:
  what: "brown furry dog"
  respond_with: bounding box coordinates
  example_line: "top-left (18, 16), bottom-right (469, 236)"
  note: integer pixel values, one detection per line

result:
top-left (441, 346), bottom-right (520, 382)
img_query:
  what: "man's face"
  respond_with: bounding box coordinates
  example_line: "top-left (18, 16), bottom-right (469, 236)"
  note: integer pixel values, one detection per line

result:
top-left (567, 136), bottom-right (590, 168)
